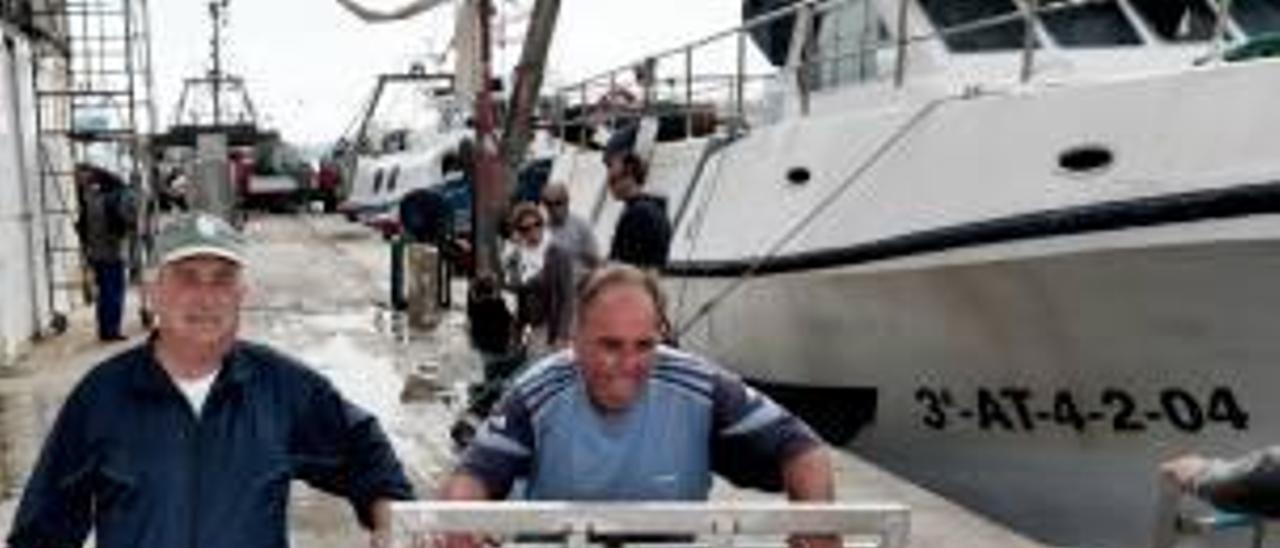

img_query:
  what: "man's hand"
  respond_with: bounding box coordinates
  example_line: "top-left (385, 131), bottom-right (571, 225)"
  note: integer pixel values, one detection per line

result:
top-left (371, 498), bottom-right (433, 548)
top-left (789, 534), bottom-right (843, 548)
top-left (436, 533), bottom-right (490, 548)
top-left (782, 447), bottom-right (843, 548)
top-left (1161, 454), bottom-right (1212, 492)
top-left (370, 498), bottom-right (395, 548)
top-left (371, 528), bottom-right (391, 548)
top-left (434, 473), bottom-right (497, 548)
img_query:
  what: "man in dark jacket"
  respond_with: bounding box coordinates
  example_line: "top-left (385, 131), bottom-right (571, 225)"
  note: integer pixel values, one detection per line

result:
top-left (74, 163), bottom-right (136, 341)
top-left (602, 123), bottom-right (672, 269)
top-left (7, 212), bottom-right (415, 548)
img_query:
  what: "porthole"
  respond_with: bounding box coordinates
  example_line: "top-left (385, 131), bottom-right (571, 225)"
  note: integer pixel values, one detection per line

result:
top-left (1058, 145), bottom-right (1114, 176)
top-left (786, 167), bottom-right (812, 185)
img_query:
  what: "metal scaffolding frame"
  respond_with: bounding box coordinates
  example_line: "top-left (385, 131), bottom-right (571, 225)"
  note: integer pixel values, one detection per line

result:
top-left (25, 0), bottom-right (155, 333)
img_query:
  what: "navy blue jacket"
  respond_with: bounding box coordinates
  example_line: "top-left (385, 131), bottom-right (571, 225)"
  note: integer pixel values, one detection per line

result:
top-left (7, 340), bottom-right (414, 548)
top-left (609, 193), bottom-right (671, 269)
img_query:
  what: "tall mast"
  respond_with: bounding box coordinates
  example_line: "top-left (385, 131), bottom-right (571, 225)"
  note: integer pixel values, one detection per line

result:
top-left (209, 0), bottom-right (228, 126)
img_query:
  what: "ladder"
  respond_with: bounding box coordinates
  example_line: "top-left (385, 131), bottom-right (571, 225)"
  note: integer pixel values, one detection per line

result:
top-left (388, 501), bottom-right (910, 548)
top-left (28, 0), bottom-right (156, 333)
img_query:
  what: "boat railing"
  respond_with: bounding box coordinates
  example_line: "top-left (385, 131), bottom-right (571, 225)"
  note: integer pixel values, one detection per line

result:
top-left (550, 0), bottom-right (1240, 140)
top-left (388, 501), bottom-right (911, 548)
top-left (551, 0), bottom-right (846, 141)
top-left (1150, 476), bottom-right (1270, 548)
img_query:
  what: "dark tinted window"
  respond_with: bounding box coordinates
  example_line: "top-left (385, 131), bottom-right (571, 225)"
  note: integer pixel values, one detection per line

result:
top-left (1041, 0), bottom-right (1141, 46)
top-left (373, 169), bottom-right (384, 193)
top-left (388, 166), bottom-right (400, 192)
top-left (920, 0), bottom-right (1031, 52)
top-left (1129, 0), bottom-right (1218, 41)
top-left (1232, 0), bottom-right (1280, 35)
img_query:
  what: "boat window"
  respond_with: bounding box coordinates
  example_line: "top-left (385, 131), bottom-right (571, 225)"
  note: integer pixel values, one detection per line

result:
top-left (1232, 0), bottom-right (1280, 35)
top-left (1128, 0), bottom-right (1218, 42)
top-left (744, 0), bottom-right (799, 66)
top-left (919, 0), bottom-right (1032, 52)
top-left (381, 130), bottom-right (408, 153)
top-left (808, 0), bottom-right (886, 89)
top-left (1039, 0), bottom-right (1141, 47)
top-left (373, 169), bottom-right (384, 193)
top-left (388, 166), bottom-right (400, 192)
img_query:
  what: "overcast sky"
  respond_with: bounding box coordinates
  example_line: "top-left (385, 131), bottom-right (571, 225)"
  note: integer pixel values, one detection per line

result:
top-left (150, 0), bottom-right (742, 145)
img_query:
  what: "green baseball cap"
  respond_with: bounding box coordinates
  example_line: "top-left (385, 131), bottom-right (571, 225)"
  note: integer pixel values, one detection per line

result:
top-left (154, 212), bottom-right (247, 267)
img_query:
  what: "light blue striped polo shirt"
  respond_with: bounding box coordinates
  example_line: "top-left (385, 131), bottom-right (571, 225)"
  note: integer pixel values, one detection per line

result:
top-left (458, 346), bottom-right (820, 500)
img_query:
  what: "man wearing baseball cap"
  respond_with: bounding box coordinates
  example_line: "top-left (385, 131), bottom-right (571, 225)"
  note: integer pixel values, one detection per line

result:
top-left (8, 213), bottom-right (414, 548)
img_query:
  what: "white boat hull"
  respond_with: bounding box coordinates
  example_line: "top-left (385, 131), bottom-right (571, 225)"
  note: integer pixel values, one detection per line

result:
top-left (669, 218), bottom-right (1280, 546)
top-left (548, 10), bottom-right (1280, 542)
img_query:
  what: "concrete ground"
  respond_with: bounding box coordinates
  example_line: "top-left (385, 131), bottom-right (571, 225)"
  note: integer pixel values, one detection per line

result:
top-left (0, 213), bottom-right (1049, 548)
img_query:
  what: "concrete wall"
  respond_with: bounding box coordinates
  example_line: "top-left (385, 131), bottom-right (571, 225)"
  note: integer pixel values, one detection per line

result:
top-left (0, 22), bottom-right (55, 366)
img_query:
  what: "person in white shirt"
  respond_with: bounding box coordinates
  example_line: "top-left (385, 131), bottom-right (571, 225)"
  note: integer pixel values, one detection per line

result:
top-left (502, 202), bottom-right (574, 354)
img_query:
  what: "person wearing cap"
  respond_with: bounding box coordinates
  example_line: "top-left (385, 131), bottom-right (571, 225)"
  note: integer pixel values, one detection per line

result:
top-left (7, 212), bottom-right (415, 548)
top-left (602, 123), bottom-right (672, 269)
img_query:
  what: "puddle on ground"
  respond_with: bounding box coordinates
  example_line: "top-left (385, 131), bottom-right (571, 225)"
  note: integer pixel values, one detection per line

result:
top-left (300, 311), bottom-right (382, 335)
top-left (232, 289), bottom-right (483, 491)
top-left (302, 335), bottom-right (404, 418)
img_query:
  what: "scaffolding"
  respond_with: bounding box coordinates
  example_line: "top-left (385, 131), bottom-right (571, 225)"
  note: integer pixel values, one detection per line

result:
top-left (26, 0), bottom-right (156, 333)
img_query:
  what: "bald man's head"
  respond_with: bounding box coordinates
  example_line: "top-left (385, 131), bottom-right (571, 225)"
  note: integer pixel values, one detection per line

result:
top-left (542, 182), bottom-right (570, 225)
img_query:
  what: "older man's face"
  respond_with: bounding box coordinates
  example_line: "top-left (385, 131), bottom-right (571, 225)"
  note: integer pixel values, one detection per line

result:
top-left (573, 284), bottom-right (661, 412)
top-left (149, 256), bottom-right (245, 346)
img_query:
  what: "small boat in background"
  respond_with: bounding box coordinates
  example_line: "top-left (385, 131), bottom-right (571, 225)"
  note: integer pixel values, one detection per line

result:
top-left (336, 69), bottom-right (471, 236)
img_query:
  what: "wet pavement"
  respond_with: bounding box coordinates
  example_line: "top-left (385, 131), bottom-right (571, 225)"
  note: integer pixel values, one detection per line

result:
top-left (0, 213), bottom-right (477, 546)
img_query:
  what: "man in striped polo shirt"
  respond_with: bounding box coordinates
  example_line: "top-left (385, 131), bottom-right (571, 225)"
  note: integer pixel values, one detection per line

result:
top-left (441, 264), bottom-right (834, 504)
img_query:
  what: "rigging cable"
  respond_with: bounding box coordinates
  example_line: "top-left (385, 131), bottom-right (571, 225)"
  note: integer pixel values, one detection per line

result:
top-left (673, 95), bottom-right (954, 339)
top-left (672, 135), bottom-right (735, 327)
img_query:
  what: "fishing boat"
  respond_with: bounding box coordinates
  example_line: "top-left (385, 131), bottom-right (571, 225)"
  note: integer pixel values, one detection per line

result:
top-left (548, 0), bottom-right (1280, 545)
top-left (336, 69), bottom-right (471, 235)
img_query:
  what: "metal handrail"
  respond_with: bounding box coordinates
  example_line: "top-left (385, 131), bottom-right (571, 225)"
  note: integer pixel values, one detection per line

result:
top-left (553, 0), bottom-right (848, 136)
top-left (552, 0), bottom-right (1243, 138)
top-left (389, 501), bottom-right (911, 548)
